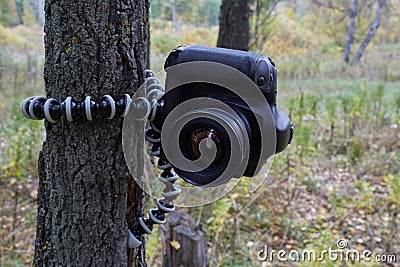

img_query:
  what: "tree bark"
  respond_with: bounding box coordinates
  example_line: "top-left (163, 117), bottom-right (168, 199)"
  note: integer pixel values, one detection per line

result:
top-left (343, 0), bottom-right (357, 63)
top-left (34, 0), bottom-right (149, 266)
top-left (217, 0), bottom-right (250, 51)
top-left (351, 0), bottom-right (386, 65)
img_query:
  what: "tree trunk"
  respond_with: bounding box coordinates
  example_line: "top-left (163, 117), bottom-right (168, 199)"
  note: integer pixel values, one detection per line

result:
top-left (15, 0), bottom-right (24, 25)
top-left (351, 0), bottom-right (386, 65)
top-left (161, 212), bottom-right (207, 267)
top-left (253, 0), bottom-right (261, 51)
top-left (217, 0), bottom-right (250, 51)
top-left (34, 0), bottom-right (149, 266)
top-left (343, 0), bottom-right (357, 63)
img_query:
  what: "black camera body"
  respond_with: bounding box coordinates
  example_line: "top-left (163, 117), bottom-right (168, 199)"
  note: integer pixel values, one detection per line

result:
top-left (151, 46), bottom-right (293, 186)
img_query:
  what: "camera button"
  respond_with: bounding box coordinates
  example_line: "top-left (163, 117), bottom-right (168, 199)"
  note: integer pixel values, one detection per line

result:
top-left (257, 76), bottom-right (266, 87)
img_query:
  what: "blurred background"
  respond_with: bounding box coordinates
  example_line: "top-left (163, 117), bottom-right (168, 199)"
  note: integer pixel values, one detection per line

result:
top-left (0, 0), bottom-right (399, 266)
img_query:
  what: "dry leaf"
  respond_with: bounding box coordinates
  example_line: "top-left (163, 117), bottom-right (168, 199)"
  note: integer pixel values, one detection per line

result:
top-left (170, 240), bottom-right (181, 250)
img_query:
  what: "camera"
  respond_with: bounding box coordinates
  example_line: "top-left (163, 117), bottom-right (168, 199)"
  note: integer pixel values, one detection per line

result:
top-left (148, 46), bottom-right (294, 187)
top-left (20, 45), bottom-right (295, 248)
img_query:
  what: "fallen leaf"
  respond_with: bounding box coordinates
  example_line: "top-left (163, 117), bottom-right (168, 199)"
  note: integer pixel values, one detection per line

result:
top-left (170, 240), bottom-right (181, 250)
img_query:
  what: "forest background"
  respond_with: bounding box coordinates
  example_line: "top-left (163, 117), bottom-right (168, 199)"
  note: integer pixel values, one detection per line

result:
top-left (0, 0), bottom-right (399, 266)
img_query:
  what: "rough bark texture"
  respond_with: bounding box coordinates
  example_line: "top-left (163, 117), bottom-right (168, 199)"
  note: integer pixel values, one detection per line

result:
top-left (34, 0), bottom-right (149, 266)
top-left (343, 0), bottom-right (357, 63)
top-left (161, 212), bottom-right (206, 267)
top-left (217, 0), bottom-right (250, 51)
top-left (351, 0), bottom-right (386, 65)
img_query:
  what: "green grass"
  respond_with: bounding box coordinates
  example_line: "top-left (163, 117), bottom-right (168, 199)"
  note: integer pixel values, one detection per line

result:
top-left (280, 78), bottom-right (400, 103)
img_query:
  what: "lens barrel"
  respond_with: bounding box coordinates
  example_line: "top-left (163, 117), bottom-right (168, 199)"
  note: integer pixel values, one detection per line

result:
top-left (161, 107), bottom-right (250, 187)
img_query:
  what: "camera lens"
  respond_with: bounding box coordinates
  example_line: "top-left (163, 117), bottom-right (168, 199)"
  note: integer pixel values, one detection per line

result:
top-left (177, 118), bottom-right (230, 186)
top-left (190, 128), bottom-right (223, 163)
top-left (161, 105), bottom-right (250, 187)
top-left (158, 87), bottom-right (254, 187)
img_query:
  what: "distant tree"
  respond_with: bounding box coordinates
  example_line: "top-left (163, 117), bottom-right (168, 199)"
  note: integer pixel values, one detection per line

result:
top-left (350, 0), bottom-right (386, 65)
top-left (150, 0), bottom-right (220, 27)
top-left (312, 0), bottom-right (387, 65)
top-left (0, 0), bottom-right (20, 26)
top-left (0, 0), bottom-right (45, 26)
top-left (34, 0), bottom-right (149, 266)
top-left (200, 0), bottom-right (221, 26)
top-left (20, 0), bottom-right (37, 25)
top-left (217, 0), bottom-right (250, 51)
top-left (343, 0), bottom-right (357, 63)
top-left (151, 0), bottom-right (162, 18)
top-left (28, 0), bottom-right (45, 25)
top-left (15, 0), bottom-right (24, 25)
top-left (250, 0), bottom-right (280, 52)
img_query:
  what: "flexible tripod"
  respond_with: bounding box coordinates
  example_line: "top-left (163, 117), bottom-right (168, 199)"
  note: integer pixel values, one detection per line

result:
top-left (21, 70), bottom-right (180, 248)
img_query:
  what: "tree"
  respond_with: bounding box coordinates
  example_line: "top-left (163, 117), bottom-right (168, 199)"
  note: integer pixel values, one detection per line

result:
top-left (199, 0), bottom-right (220, 26)
top-left (250, 0), bottom-right (280, 52)
top-left (217, 0), bottom-right (250, 51)
top-left (29, 0), bottom-right (45, 25)
top-left (350, 0), bottom-right (386, 65)
top-left (343, 0), bottom-right (357, 63)
top-left (0, 0), bottom-right (20, 26)
top-left (312, 0), bottom-right (387, 65)
top-left (34, 0), bottom-right (149, 266)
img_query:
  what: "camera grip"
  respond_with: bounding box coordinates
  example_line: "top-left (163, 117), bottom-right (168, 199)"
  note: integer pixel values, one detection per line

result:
top-left (273, 108), bottom-right (293, 153)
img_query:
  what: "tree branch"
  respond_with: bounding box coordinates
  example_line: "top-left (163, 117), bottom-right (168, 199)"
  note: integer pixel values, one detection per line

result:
top-left (311, 0), bottom-right (347, 13)
top-left (351, 0), bottom-right (386, 65)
